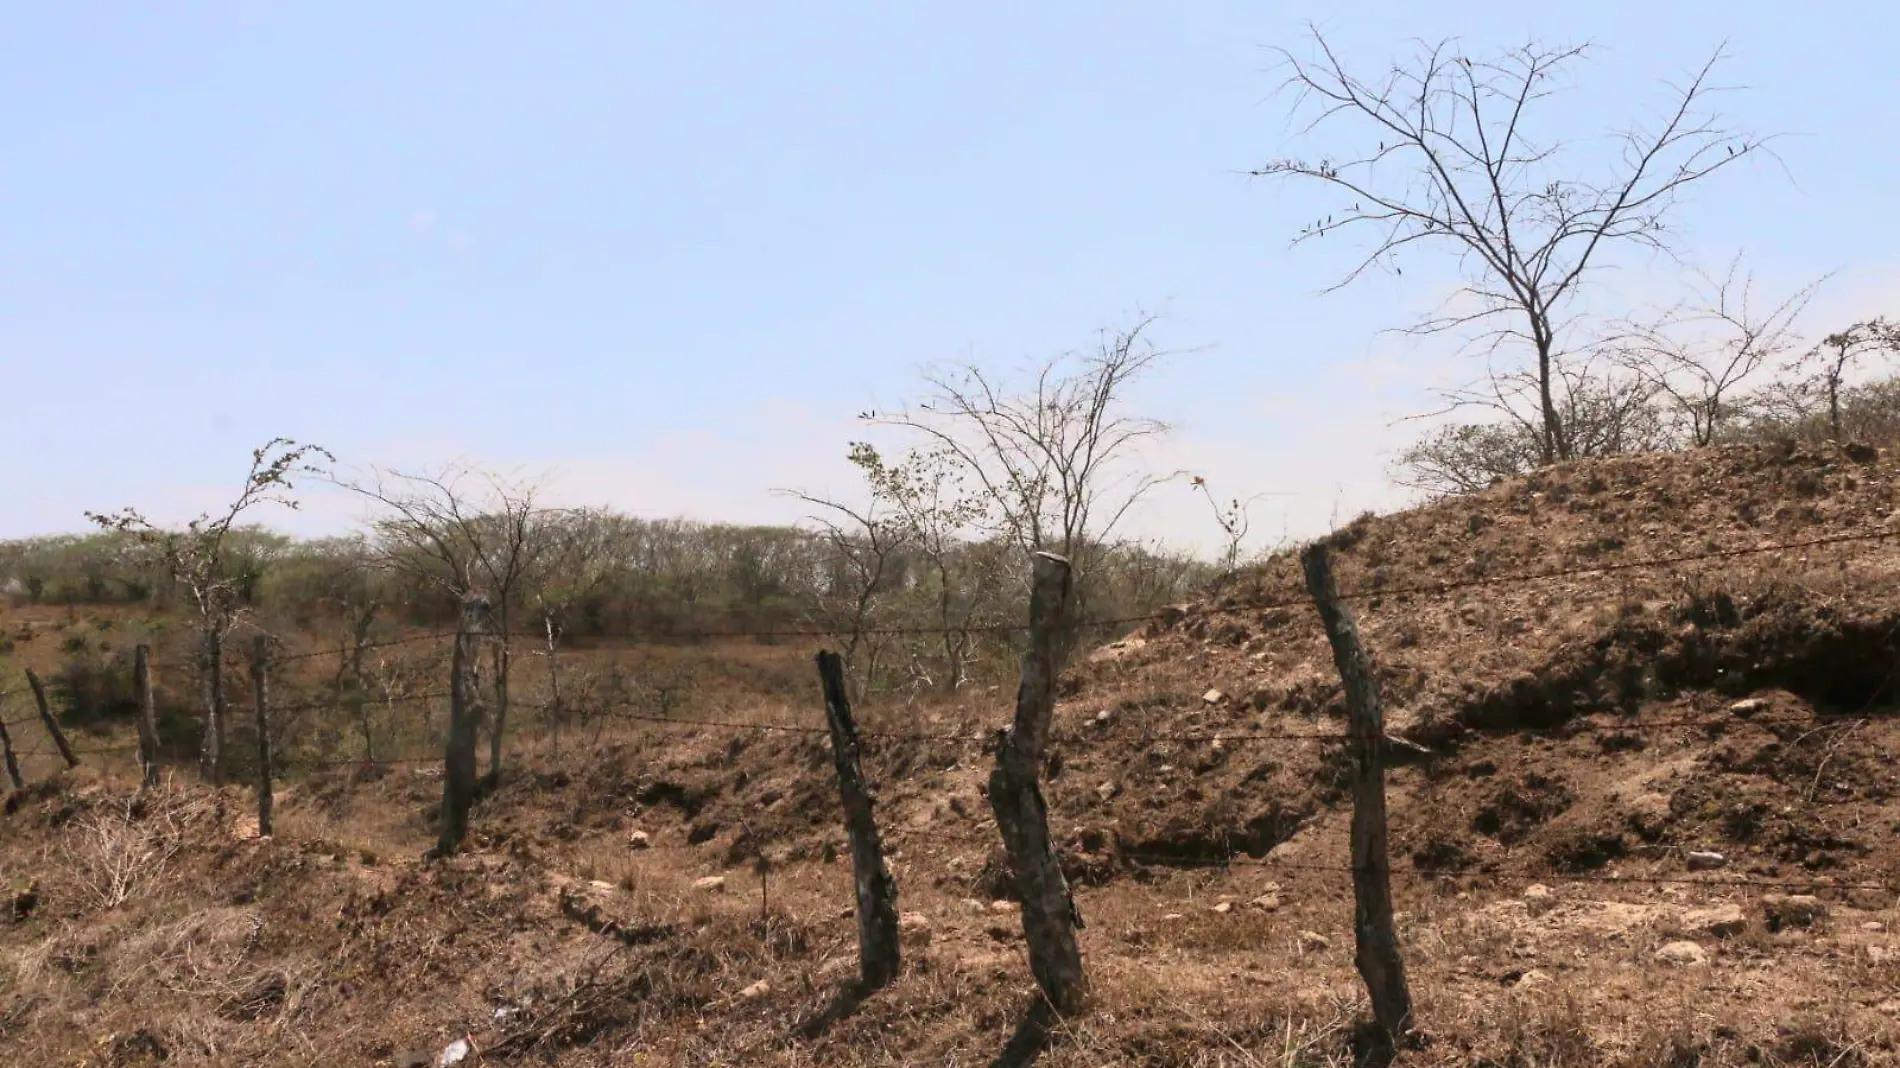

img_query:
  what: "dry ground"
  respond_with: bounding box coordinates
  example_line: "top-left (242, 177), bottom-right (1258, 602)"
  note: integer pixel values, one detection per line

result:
top-left (5, 441), bottom-right (1900, 1066)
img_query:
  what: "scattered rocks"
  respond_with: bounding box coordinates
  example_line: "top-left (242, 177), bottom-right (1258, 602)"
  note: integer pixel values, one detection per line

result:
top-left (1298, 931), bottom-right (1331, 953)
top-left (692, 876), bottom-right (727, 893)
top-left (1202, 689), bottom-right (1229, 706)
top-left (1682, 904), bottom-right (1748, 939)
top-left (1685, 850), bottom-right (1727, 871)
top-left (1761, 894), bottom-right (1827, 931)
top-left (1655, 941), bottom-right (1709, 966)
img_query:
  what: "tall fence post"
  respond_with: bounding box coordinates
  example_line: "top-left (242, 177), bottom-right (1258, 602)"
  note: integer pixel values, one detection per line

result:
top-left (1301, 541), bottom-right (1414, 1046)
top-left (25, 669), bottom-right (79, 769)
top-left (251, 636), bottom-right (274, 838)
top-left (134, 644), bottom-right (161, 788)
top-left (487, 639), bottom-right (511, 786)
top-left (0, 711), bottom-right (24, 790)
top-left (815, 650), bottom-right (902, 991)
top-left (437, 594), bottom-right (489, 856)
top-left (202, 627), bottom-right (227, 784)
top-left (988, 551), bottom-right (1087, 1016)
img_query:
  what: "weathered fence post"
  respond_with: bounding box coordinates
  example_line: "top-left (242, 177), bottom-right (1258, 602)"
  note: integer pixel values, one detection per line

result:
top-left (25, 669), bottom-right (78, 769)
top-left (251, 636), bottom-right (274, 838)
top-left (202, 628), bottom-right (227, 784)
top-left (1301, 541), bottom-right (1414, 1045)
top-left (988, 551), bottom-right (1087, 1015)
top-left (815, 650), bottom-right (901, 990)
top-left (0, 710), bottom-right (24, 790)
top-left (437, 594), bottom-right (489, 856)
top-left (134, 644), bottom-right (161, 788)
top-left (487, 640), bottom-right (511, 786)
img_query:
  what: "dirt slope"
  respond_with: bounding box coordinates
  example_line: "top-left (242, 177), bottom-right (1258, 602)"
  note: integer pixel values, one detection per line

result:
top-left (4, 441), bottom-right (1898, 1066)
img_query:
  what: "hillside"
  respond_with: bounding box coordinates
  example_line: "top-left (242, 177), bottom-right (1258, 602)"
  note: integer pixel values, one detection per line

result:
top-left (4, 441), bottom-right (1898, 1067)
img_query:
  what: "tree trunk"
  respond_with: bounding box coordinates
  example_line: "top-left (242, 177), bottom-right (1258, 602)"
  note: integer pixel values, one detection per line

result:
top-left (250, 637), bottom-right (275, 837)
top-left (1537, 337), bottom-right (1564, 464)
top-left (437, 595), bottom-right (488, 856)
top-left (487, 635), bottom-right (510, 785)
top-left (987, 551), bottom-right (1087, 1015)
top-left (134, 644), bottom-right (160, 788)
top-left (1301, 542), bottom-right (1414, 1046)
top-left (0, 714), bottom-right (24, 790)
top-left (202, 626), bottom-right (226, 784)
top-left (25, 669), bottom-right (78, 769)
top-left (816, 650), bottom-right (902, 990)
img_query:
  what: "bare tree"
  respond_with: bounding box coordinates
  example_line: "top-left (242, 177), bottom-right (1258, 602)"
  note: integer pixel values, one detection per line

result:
top-left (1614, 258), bottom-right (1823, 445)
top-left (781, 490), bottom-right (912, 694)
top-left (868, 316), bottom-right (1177, 629)
top-left (1800, 319), bottom-right (1900, 441)
top-left (335, 464), bottom-right (552, 784)
top-left (1258, 30), bottom-right (1770, 464)
top-left (1188, 476), bottom-right (1278, 573)
top-left (90, 438), bottom-right (331, 783)
top-left (526, 509), bottom-right (618, 753)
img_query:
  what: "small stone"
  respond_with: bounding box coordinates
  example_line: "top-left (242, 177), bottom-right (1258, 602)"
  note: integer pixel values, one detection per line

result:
top-left (588, 879), bottom-right (615, 893)
top-left (1161, 913), bottom-right (1185, 921)
top-left (1523, 884), bottom-right (1555, 913)
top-left (988, 900), bottom-right (1020, 914)
top-left (1655, 941), bottom-right (1709, 966)
top-left (693, 876), bottom-right (727, 893)
top-left (1863, 921), bottom-right (1887, 932)
top-left (1211, 901), bottom-right (1233, 914)
top-left (1202, 689), bottom-right (1228, 706)
top-left (739, 979), bottom-right (771, 999)
top-left (1686, 851), bottom-right (1727, 871)
top-left (1513, 969), bottom-right (1553, 989)
top-left (1683, 904), bottom-right (1748, 939)
top-left (1298, 931), bottom-right (1331, 952)
top-left (1728, 697), bottom-right (1770, 717)
top-left (1249, 893), bottom-right (1283, 912)
top-left (628, 830), bottom-right (651, 851)
top-left (1096, 781), bottom-right (1119, 802)
top-left (1095, 709), bottom-right (1113, 725)
top-left (1761, 894), bottom-right (1827, 930)
top-left (438, 1038), bottom-right (474, 1066)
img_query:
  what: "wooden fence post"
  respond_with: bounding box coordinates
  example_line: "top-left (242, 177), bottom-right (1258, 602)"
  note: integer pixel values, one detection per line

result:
top-left (815, 650), bottom-right (902, 990)
top-left (134, 644), bottom-right (161, 788)
top-left (0, 710), bottom-right (24, 790)
top-left (987, 551), bottom-right (1087, 1015)
top-left (251, 636), bottom-right (274, 838)
top-left (437, 594), bottom-right (489, 856)
top-left (202, 627), bottom-right (227, 784)
top-left (25, 669), bottom-right (79, 769)
top-left (1301, 541), bottom-right (1414, 1045)
top-left (487, 640), bottom-right (511, 786)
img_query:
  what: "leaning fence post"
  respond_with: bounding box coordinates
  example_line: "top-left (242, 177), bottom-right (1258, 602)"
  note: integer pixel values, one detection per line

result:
top-left (251, 636), bottom-right (274, 838)
top-left (815, 650), bottom-right (902, 990)
top-left (0, 709), bottom-right (24, 790)
top-left (25, 669), bottom-right (79, 769)
top-left (987, 551), bottom-right (1087, 1015)
top-left (134, 644), bottom-right (161, 788)
top-left (1301, 541), bottom-right (1414, 1045)
top-left (437, 594), bottom-right (489, 856)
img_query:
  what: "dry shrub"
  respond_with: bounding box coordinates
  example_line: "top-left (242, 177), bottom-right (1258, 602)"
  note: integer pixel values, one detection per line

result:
top-left (55, 791), bottom-right (206, 912)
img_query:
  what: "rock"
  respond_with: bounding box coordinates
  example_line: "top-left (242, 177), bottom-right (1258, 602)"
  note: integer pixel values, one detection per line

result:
top-left (1655, 941), bottom-right (1709, 966)
top-left (1863, 921), bottom-right (1887, 933)
top-left (1298, 931), bottom-right (1331, 953)
top-left (1761, 894), bottom-right (1827, 931)
top-left (988, 900), bottom-right (1020, 914)
top-left (1202, 689), bottom-right (1229, 706)
top-left (1523, 884), bottom-right (1556, 914)
top-left (1683, 904), bottom-right (1748, 939)
top-left (1095, 781), bottom-right (1119, 802)
top-left (739, 979), bottom-right (771, 1000)
top-left (588, 879), bottom-right (616, 893)
top-left (818, 956), bottom-right (856, 979)
top-left (1211, 901), bottom-right (1233, 915)
top-left (438, 1037), bottom-right (474, 1066)
top-left (1685, 851), bottom-right (1727, 871)
top-left (628, 830), bottom-right (651, 850)
top-left (1728, 697), bottom-right (1770, 717)
top-left (1161, 913), bottom-right (1185, 921)
top-left (899, 912), bottom-right (933, 946)
top-left (1512, 969), bottom-right (1553, 989)
top-left (1248, 893), bottom-right (1283, 912)
top-left (1094, 708), bottom-right (1113, 726)
top-left (692, 876), bottom-right (727, 893)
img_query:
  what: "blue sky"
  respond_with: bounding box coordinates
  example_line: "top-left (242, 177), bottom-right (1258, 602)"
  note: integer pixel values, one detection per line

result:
top-left (2, 2), bottom-right (1894, 552)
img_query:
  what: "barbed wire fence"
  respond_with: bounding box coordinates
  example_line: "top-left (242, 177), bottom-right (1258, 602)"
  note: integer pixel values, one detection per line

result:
top-left (5, 525), bottom-right (1899, 1044)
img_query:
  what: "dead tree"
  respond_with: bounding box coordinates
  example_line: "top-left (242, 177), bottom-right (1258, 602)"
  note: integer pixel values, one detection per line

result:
top-left (987, 552), bottom-right (1087, 1015)
top-left (1259, 31), bottom-right (1770, 464)
top-left (436, 594), bottom-right (490, 856)
top-left (134, 644), bottom-right (160, 787)
top-left (25, 669), bottom-right (78, 769)
top-left (250, 636), bottom-right (274, 838)
top-left (815, 650), bottom-right (902, 990)
top-left (0, 710), bottom-right (24, 790)
top-left (1802, 319), bottom-right (1900, 440)
top-left (1301, 542), bottom-right (1413, 1045)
